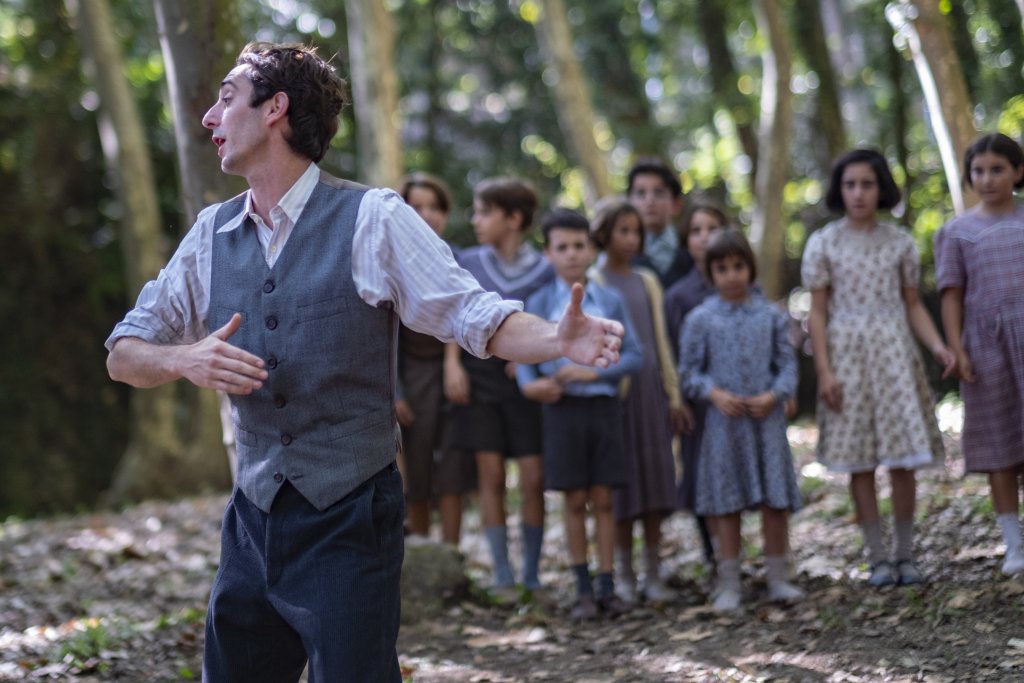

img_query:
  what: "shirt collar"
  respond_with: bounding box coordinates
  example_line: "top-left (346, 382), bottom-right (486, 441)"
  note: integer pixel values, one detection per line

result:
top-left (217, 162), bottom-right (320, 233)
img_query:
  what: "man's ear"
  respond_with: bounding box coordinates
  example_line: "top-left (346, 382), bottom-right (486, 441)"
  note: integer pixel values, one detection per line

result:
top-left (265, 92), bottom-right (290, 126)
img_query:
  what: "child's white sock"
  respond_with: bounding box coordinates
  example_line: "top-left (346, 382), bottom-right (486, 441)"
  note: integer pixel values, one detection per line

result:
top-left (892, 518), bottom-right (915, 563)
top-left (997, 513), bottom-right (1022, 555)
top-left (859, 519), bottom-right (886, 565)
top-left (764, 554), bottom-right (805, 601)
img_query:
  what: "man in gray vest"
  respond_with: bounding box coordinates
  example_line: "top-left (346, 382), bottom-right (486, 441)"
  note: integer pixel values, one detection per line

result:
top-left (105, 43), bottom-right (624, 682)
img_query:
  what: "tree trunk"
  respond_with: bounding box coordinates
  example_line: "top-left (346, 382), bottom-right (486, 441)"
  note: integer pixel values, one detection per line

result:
top-left (749, 0), bottom-right (793, 300)
top-left (71, 0), bottom-right (210, 504)
top-left (948, 1), bottom-right (981, 102)
top-left (152, 0), bottom-right (244, 222)
top-left (792, 0), bottom-right (846, 172)
top-left (583, 0), bottom-right (666, 157)
top-left (345, 0), bottom-right (403, 188)
top-left (696, 0), bottom-right (759, 182)
top-left (887, 0), bottom-right (977, 213)
top-left (884, 9), bottom-right (914, 228)
top-left (153, 0), bottom-right (245, 485)
top-left (534, 0), bottom-right (611, 203)
top-left (987, 0), bottom-right (1024, 98)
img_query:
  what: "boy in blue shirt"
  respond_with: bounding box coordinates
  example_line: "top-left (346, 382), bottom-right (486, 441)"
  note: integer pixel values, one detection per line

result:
top-left (517, 208), bottom-right (644, 620)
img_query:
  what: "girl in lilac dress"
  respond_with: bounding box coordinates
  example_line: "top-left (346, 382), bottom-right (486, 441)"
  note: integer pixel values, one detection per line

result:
top-left (590, 199), bottom-right (690, 604)
top-left (936, 133), bottom-right (1024, 576)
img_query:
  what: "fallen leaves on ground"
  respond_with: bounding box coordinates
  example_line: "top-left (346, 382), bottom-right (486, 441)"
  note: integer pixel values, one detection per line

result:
top-left (2, 427), bottom-right (1024, 681)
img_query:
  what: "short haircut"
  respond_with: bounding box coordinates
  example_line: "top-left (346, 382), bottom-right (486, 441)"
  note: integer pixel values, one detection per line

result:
top-left (963, 132), bottom-right (1024, 189)
top-left (539, 207), bottom-right (590, 247)
top-left (398, 172), bottom-right (452, 214)
top-left (626, 157), bottom-right (682, 198)
top-left (237, 42), bottom-right (349, 163)
top-left (705, 229), bottom-right (757, 283)
top-left (589, 197), bottom-right (643, 251)
top-left (681, 202), bottom-right (731, 242)
top-left (474, 177), bottom-right (539, 230)
top-left (825, 149), bottom-right (901, 213)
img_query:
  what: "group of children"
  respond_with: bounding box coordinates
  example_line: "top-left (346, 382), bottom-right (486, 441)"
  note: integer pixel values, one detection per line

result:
top-left (393, 133), bottom-right (1024, 617)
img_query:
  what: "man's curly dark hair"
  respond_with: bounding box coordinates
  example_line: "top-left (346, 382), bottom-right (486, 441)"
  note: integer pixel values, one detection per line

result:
top-left (236, 42), bottom-right (349, 163)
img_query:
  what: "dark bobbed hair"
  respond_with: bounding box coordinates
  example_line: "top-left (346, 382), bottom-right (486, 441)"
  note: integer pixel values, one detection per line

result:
top-left (589, 197), bottom-right (643, 251)
top-left (705, 229), bottom-right (757, 284)
top-left (539, 207), bottom-right (590, 247)
top-left (681, 201), bottom-right (731, 242)
top-left (963, 133), bottom-right (1024, 189)
top-left (237, 42), bottom-right (349, 163)
top-left (825, 149), bottom-right (901, 213)
top-left (626, 157), bottom-right (682, 198)
top-left (474, 177), bottom-right (539, 230)
top-left (398, 172), bottom-right (452, 214)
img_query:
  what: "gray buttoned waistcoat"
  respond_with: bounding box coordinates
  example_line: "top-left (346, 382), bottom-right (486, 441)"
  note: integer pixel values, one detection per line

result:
top-left (209, 172), bottom-right (400, 513)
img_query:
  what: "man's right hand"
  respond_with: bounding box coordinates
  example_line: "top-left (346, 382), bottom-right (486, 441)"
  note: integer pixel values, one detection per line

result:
top-left (179, 313), bottom-right (267, 394)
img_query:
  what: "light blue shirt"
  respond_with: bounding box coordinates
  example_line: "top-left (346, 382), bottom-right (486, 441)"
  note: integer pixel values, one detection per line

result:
top-left (517, 278), bottom-right (644, 397)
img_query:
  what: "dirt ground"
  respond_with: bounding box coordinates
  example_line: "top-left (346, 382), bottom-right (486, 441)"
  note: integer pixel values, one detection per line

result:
top-left (2, 421), bottom-right (1024, 682)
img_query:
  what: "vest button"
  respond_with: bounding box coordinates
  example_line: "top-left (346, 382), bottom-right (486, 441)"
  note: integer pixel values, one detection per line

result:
top-left (267, 356), bottom-right (278, 369)
top-left (266, 316), bottom-right (278, 330)
top-left (274, 395), bottom-right (286, 409)
top-left (263, 279), bottom-right (275, 294)
top-left (273, 472), bottom-right (284, 483)
top-left (281, 434), bottom-right (293, 446)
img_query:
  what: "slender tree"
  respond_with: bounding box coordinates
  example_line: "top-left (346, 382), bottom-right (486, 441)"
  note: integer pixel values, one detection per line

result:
top-left (792, 0), bottom-right (846, 174)
top-left (71, 0), bottom-right (199, 503)
top-left (345, 0), bottom-right (403, 188)
top-left (696, 0), bottom-right (759, 180)
top-left (153, 0), bottom-right (245, 482)
top-left (749, 0), bottom-right (793, 300)
top-left (534, 0), bottom-right (611, 203)
top-left (887, 0), bottom-right (977, 212)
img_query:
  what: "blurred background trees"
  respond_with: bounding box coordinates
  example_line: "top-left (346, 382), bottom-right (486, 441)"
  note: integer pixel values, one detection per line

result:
top-left (1, 0), bottom-right (1021, 515)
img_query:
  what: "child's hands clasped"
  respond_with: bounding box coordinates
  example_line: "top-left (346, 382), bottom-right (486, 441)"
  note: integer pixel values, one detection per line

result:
top-left (554, 364), bottom-right (600, 385)
top-left (522, 377), bottom-right (564, 403)
top-left (745, 392), bottom-right (777, 419)
top-left (709, 390), bottom-right (779, 420)
top-left (710, 388), bottom-right (747, 417)
top-left (953, 348), bottom-right (975, 383)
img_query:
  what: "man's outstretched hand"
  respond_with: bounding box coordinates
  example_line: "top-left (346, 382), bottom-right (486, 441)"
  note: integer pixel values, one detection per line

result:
top-left (557, 282), bottom-right (624, 368)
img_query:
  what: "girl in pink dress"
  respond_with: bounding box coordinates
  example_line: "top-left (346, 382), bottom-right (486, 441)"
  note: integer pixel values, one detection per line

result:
top-left (936, 133), bottom-right (1024, 575)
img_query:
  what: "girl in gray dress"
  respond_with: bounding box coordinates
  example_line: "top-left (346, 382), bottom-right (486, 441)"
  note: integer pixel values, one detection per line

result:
top-left (679, 230), bottom-right (804, 611)
top-left (590, 199), bottom-right (691, 604)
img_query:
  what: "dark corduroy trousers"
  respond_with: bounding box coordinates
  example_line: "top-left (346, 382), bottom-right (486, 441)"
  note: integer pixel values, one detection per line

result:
top-left (203, 464), bottom-right (404, 682)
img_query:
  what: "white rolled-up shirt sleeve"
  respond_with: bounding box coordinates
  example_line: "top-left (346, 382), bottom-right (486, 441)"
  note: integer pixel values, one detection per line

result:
top-left (352, 189), bottom-right (521, 359)
top-left (104, 208), bottom-right (216, 350)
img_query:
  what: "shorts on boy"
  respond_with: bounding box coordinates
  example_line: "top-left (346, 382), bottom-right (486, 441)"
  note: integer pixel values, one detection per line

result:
top-left (450, 354), bottom-right (542, 457)
top-left (541, 395), bottom-right (630, 491)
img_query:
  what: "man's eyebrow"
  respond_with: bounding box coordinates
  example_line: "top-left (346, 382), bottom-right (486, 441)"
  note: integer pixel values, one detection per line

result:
top-left (219, 79), bottom-right (239, 90)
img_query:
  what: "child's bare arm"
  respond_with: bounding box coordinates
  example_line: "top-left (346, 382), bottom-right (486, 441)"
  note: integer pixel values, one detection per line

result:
top-left (443, 342), bottom-right (471, 404)
top-left (808, 288), bottom-right (842, 411)
top-left (902, 287), bottom-right (956, 378)
top-left (940, 287), bottom-right (974, 382)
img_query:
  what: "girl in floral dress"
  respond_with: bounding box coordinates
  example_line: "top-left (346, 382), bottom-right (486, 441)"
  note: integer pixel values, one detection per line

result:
top-left (802, 149), bottom-right (955, 587)
top-left (936, 133), bottom-right (1024, 576)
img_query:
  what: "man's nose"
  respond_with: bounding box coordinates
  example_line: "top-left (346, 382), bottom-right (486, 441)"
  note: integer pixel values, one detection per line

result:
top-left (202, 106), bottom-right (217, 129)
